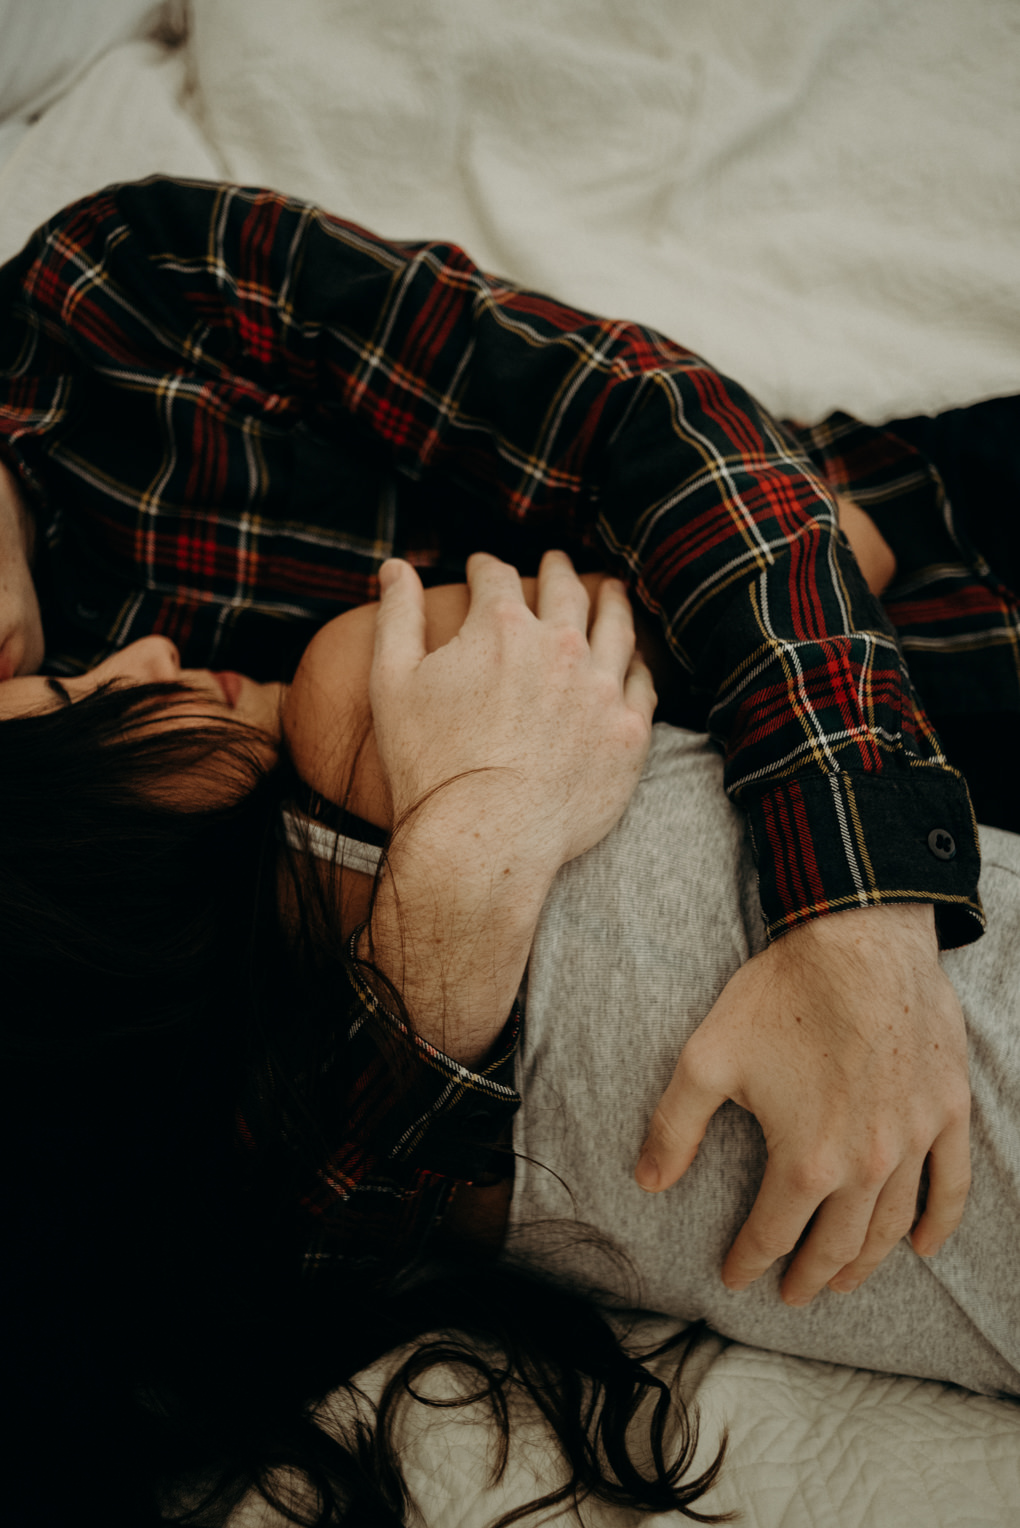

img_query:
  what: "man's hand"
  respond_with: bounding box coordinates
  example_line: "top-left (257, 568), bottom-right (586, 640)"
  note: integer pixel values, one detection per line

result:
top-left (371, 550), bottom-right (656, 871)
top-left (366, 549), bottom-right (656, 1063)
top-left (0, 459), bottom-right (43, 680)
top-left (635, 902), bottom-right (971, 1304)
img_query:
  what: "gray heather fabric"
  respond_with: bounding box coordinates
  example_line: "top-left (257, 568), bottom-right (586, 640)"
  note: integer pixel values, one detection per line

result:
top-left (510, 725), bottom-right (1020, 1398)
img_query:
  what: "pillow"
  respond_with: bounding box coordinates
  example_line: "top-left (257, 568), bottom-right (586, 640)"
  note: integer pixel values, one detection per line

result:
top-left (0, 0), bottom-right (175, 122)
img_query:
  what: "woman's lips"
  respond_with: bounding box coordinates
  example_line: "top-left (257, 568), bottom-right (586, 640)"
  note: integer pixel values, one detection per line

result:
top-left (212, 671), bottom-right (243, 708)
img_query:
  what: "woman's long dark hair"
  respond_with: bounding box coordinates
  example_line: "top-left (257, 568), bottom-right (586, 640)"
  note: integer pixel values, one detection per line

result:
top-left (0, 685), bottom-right (729, 1528)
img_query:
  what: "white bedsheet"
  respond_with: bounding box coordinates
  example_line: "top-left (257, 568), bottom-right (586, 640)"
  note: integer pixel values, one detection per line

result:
top-left (0, 5), bottom-right (1017, 1524)
top-left (186, 0), bottom-right (1020, 424)
top-left (0, 37), bottom-right (221, 268)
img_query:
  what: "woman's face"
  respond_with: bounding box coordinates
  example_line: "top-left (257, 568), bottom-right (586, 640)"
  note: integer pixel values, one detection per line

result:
top-left (0, 635), bottom-right (287, 739)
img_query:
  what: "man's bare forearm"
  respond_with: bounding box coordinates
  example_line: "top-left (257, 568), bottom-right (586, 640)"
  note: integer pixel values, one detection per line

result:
top-left (364, 552), bottom-right (656, 1066)
top-left (365, 783), bottom-right (556, 1066)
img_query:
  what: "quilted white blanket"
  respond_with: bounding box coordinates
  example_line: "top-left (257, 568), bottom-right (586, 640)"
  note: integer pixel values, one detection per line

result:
top-left (0, 2), bottom-right (1017, 1523)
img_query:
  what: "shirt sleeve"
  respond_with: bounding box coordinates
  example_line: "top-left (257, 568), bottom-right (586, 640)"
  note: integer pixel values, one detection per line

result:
top-left (237, 959), bottom-right (520, 1267)
top-left (0, 178), bottom-right (982, 946)
top-left (324, 950), bottom-right (521, 1186)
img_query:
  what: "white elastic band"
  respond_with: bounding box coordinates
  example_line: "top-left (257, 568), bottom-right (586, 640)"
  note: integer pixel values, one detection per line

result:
top-left (278, 807), bottom-right (383, 876)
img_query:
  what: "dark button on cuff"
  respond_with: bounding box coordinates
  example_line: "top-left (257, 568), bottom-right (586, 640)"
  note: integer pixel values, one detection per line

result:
top-left (928, 828), bottom-right (957, 861)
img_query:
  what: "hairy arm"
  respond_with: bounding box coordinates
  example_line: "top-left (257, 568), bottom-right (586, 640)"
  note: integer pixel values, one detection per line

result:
top-left (287, 552), bottom-right (656, 1066)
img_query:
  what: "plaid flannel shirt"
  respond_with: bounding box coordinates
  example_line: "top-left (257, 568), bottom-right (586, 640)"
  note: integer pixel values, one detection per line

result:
top-left (0, 178), bottom-right (992, 1240)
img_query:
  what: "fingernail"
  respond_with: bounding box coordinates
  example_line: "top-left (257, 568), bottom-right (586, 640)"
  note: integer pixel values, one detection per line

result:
top-left (829, 1276), bottom-right (861, 1294)
top-left (377, 559), bottom-right (403, 592)
top-left (634, 1151), bottom-right (660, 1192)
top-left (783, 1291), bottom-right (812, 1308)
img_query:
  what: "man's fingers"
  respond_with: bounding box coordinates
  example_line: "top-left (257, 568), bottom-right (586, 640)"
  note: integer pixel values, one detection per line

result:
top-left (726, 1128), bottom-right (969, 1304)
top-left (589, 577), bottom-right (639, 677)
top-left (623, 651), bottom-right (657, 724)
top-left (534, 548), bottom-right (591, 631)
top-left (721, 1163), bottom-right (833, 1294)
top-left (635, 1061), bottom-right (724, 1193)
top-left (464, 550), bottom-right (530, 615)
top-left (774, 1185), bottom-right (890, 1306)
top-left (825, 1158), bottom-right (928, 1294)
top-left (732, 1134), bottom-right (958, 1305)
top-left (912, 1117), bottom-right (972, 1258)
top-left (372, 558), bottom-right (428, 677)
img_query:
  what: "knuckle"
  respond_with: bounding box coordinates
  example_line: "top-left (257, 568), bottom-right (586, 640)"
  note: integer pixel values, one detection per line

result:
top-left (932, 1169), bottom-right (972, 1216)
top-left (903, 1124), bottom-right (935, 1157)
top-left (787, 1161), bottom-right (838, 1200)
top-left (812, 1246), bottom-right (861, 1271)
top-left (744, 1228), bottom-right (797, 1262)
top-left (875, 1213), bottom-right (915, 1249)
top-left (945, 1086), bottom-right (972, 1125)
top-left (645, 1103), bottom-right (689, 1157)
top-left (589, 668), bottom-right (618, 705)
top-left (621, 711), bottom-right (652, 749)
top-left (673, 1041), bottom-right (715, 1096)
top-left (860, 1147), bottom-right (898, 1189)
top-left (844, 1248), bottom-right (878, 1273)
top-left (793, 1230), bottom-right (847, 1271)
top-left (493, 597), bottom-right (530, 631)
top-left (554, 625), bottom-right (589, 664)
top-left (820, 1235), bottom-right (864, 1266)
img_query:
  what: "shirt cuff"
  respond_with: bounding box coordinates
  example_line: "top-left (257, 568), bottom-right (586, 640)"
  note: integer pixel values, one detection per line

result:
top-left (344, 938), bottom-right (521, 1178)
top-left (745, 767), bottom-right (983, 949)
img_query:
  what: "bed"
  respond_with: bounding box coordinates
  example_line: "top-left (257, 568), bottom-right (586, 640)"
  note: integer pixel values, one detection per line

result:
top-left (3, 2), bottom-right (1017, 1523)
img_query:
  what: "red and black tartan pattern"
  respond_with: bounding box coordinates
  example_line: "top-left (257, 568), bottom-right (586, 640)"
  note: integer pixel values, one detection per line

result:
top-left (300, 955), bottom-right (520, 1216)
top-left (0, 176), bottom-right (981, 949)
top-left (235, 955), bottom-right (520, 1261)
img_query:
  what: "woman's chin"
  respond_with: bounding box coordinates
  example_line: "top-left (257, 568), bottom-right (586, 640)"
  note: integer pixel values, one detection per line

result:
top-left (236, 676), bottom-right (288, 743)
